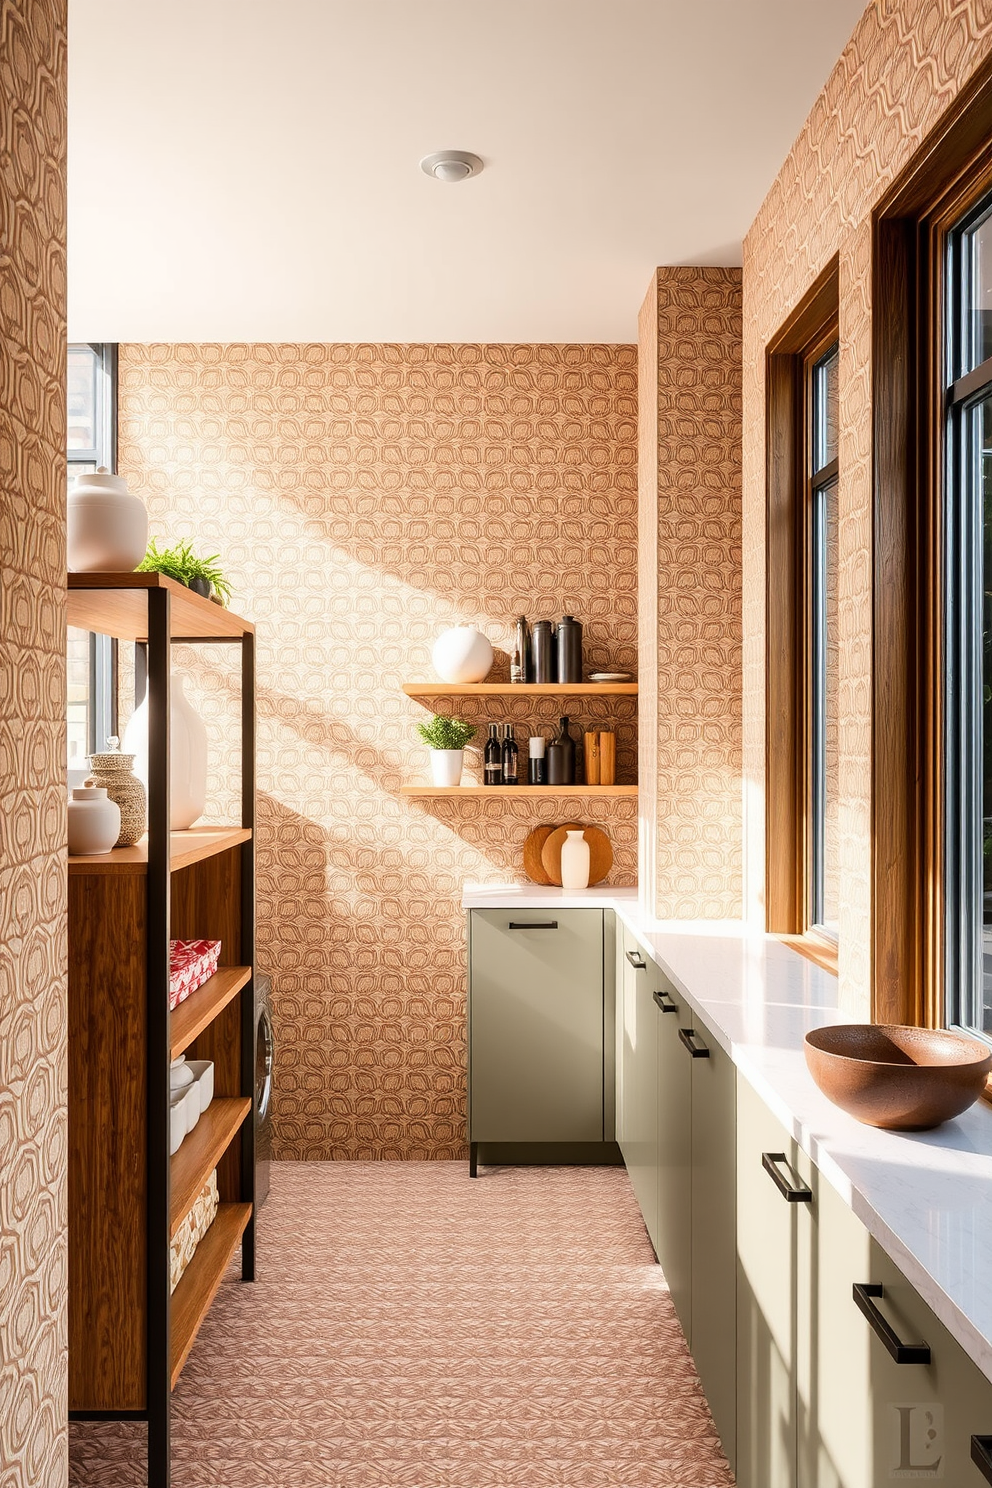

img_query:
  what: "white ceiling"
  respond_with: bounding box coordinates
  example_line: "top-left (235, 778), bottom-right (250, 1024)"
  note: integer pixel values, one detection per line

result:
top-left (68, 0), bottom-right (867, 343)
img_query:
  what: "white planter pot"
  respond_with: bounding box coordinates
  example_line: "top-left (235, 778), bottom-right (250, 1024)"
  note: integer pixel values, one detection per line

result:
top-left (67, 468), bottom-right (148, 573)
top-left (123, 672), bottom-right (208, 830)
top-left (67, 784), bottom-right (121, 855)
top-left (430, 749), bottom-right (464, 787)
top-left (431, 625), bottom-right (494, 684)
top-left (560, 829), bottom-right (591, 890)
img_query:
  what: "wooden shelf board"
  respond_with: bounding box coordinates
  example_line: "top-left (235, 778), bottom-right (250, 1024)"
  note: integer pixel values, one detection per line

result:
top-left (403, 682), bottom-right (637, 697)
top-left (400, 784), bottom-right (638, 798)
top-left (68, 826), bottom-right (251, 876)
top-left (170, 1202), bottom-right (251, 1390)
top-left (171, 968), bottom-right (251, 1062)
top-left (68, 572), bottom-right (253, 641)
top-left (170, 1097), bottom-right (251, 1240)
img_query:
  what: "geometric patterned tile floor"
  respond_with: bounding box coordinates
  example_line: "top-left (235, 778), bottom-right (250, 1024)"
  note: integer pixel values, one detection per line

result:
top-left (69, 1162), bottom-right (735, 1487)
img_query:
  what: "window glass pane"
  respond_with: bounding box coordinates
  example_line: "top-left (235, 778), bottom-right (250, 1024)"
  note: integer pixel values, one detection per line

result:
top-left (67, 626), bottom-right (90, 767)
top-left (67, 345), bottom-right (97, 451)
top-left (964, 210), bottom-right (992, 376)
top-left (981, 396), bottom-right (992, 1030)
top-left (813, 346), bottom-right (838, 473)
top-left (821, 476), bottom-right (840, 935)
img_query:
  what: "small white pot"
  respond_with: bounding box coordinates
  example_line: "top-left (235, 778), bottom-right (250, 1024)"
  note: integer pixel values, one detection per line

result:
top-left (67, 468), bottom-right (148, 573)
top-left (431, 625), bottom-right (494, 684)
top-left (185, 1059), bottom-right (215, 1114)
top-left (560, 829), bottom-right (591, 890)
top-left (67, 784), bottom-right (121, 855)
top-left (429, 749), bottom-right (464, 787)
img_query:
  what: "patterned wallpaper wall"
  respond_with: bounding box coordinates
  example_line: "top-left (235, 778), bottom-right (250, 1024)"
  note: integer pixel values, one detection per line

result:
top-left (638, 268), bottom-right (742, 920)
top-left (118, 344), bottom-right (638, 1159)
top-left (742, 0), bottom-right (992, 1015)
top-left (0, 0), bottom-right (68, 1482)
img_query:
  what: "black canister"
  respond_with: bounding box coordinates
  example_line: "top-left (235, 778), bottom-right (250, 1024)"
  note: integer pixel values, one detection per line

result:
top-left (546, 716), bottom-right (576, 785)
top-left (555, 616), bottom-right (582, 683)
top-left (532, 620), bottom-right (553, 683)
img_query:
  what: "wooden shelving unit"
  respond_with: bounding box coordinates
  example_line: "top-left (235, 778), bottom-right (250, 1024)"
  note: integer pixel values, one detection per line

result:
top-left (400, 784), bottom-right (638, 798)
top-left (67, 574), bottom-right (256, 1488)
top-left (403, 681), bottom-right (638, 698)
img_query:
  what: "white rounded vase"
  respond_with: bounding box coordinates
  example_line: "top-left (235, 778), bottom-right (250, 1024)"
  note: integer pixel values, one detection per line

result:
top-left (67, 784), bottom-right (121, 856)
top-left (429, 749), bottom-right (464, 787)
top-left (560, 829), bottom-right (591, 890)
top-left (431, 625), bottom-right (494, 684)
top-left (67, 467), bottom-right (148, 573)
top-left (123, 672), bottom-right (208, 830)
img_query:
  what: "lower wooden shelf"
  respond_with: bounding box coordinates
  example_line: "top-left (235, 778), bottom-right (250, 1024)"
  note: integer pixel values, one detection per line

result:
top-left (170, 968), bottom-right (252, 1061)
top-left (401, 784), bottom-right (637, 798)
top-left (170, 1097), bottom-right (251, 1238)
top-left (170, 1201), bottom-right (251, 1390)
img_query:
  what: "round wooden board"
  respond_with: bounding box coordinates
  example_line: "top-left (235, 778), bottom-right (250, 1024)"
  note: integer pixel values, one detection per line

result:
top-left (541, 824), bottom-right (613, 887)
top-left (523, 822), bottom-right (582, 885)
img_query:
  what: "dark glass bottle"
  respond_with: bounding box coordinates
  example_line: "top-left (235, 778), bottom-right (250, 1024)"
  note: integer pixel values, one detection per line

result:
top-left (502, 724), bottom-right (519, 785)
top-left (484, 723), bottom-right (502, 786)
top-left (512, 616), bottom-right (531, 683)
top-left (546, 717), bottom-right (576, 785)
top-left (532, 620), bottom-right (553, 683)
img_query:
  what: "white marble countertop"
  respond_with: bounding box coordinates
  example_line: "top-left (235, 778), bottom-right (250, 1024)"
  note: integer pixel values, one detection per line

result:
top-left (462, 883), bottom-right (992, 1383)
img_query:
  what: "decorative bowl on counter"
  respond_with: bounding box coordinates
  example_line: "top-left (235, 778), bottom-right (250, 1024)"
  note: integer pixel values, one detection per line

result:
top-left (804, 1024), bottom-right (992, 1131)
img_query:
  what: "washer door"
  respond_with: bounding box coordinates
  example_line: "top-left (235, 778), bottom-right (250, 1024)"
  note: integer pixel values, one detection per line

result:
top-left (255, 1006), bottom-right (274, 1122)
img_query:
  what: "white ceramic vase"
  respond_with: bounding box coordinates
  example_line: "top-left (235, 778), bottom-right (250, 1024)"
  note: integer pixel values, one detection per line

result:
top-left (67, 784), bottom-right (121, 855)
top-left (67, 467), bottom-right (148, 573)
top-left (560, 829), bottom-right (591, 890)
top-left (431, 625), bottom-right (494, 684)
top-left (429, 749), bottom-right (464, 787)
top-left (123, 672), bottom-right (208, 830)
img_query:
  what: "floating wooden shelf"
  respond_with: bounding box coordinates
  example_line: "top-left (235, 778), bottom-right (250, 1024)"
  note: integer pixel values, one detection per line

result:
top-left (170, 1097), bottom-right (252, 1240)
top-left (400, 785), bottom-right (638, 798)
top-left (170, 1202), bottom-right (251, 1390)
top-left (170, 968), bottom-right (252, 1061)
top-left (68, 826), bottom-right (252, 875)
top-left (68, 572), bottom-right (253, 642)
top-left (403, 682), bottom-right (637, 698)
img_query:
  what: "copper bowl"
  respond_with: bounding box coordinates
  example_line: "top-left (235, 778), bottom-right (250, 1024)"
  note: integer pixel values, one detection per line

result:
top-left (804, 1024), bottom-right (992, 1131)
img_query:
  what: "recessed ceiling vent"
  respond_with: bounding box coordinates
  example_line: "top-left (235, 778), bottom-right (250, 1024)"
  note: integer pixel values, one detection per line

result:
top-left (420, 150), bottom-right (484, 183)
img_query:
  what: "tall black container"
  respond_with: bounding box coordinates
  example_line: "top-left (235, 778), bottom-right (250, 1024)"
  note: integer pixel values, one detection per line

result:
top-left (532, 620), bottom-right (553, 683)
top-left (555, 616), bottom-right (582, 683)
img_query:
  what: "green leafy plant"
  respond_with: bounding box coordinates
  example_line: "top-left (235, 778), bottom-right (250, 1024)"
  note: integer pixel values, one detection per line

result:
top-left (416, 714), bottom-right (476, 751)
top-left (136, 537), bottom-right (232, 605)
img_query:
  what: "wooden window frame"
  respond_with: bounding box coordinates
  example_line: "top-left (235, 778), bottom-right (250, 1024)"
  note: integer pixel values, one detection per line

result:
top-left (872, 54), bottom-right (992, 1028)
top-left (765, 259), bottom-right (840, 973)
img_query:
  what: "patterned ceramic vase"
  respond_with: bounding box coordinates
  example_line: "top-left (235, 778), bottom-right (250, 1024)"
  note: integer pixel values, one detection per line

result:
top-left (89, 739), bottom-right (147, 846)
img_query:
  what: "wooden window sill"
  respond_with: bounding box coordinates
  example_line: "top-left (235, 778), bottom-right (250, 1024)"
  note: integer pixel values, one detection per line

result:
top-left (775, 933), bottom-right (839, 977)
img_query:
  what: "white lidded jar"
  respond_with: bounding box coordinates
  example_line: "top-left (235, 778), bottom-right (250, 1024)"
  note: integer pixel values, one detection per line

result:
top-left (431, 624), bottom-right (494, 684)
top-left (67, 467), bottom-right (148, 573)
top-left (67, 782), bottom-right (121, 856)
top-left (123, 672), bottom-right (208, 830)
top-left (560, 829), bottom-right (591, 890)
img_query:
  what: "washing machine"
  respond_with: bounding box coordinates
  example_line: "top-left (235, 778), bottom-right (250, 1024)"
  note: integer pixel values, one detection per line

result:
top-left (254, 970), bottom-right (274, 1206)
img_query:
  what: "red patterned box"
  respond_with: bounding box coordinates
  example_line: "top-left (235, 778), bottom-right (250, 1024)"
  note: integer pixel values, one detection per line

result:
top-left (169, 939), bottom-right (221, 1010)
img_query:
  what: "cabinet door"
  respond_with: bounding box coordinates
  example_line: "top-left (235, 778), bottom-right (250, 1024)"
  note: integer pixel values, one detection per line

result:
top-left (619, 930), bottom-right (660, 1250)
top-left (736, 1076), bottom-right (812, 1488)
top-left (690, 1020), bottom-right (736, 1470)
top-left (656, 972), bottom-right (691, 1332)
top-left (469, 909), bottom-right (604, 1142)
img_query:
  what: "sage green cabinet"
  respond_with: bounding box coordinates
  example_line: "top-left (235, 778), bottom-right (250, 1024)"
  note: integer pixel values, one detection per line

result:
top-left (468, 908), bottom-right (605, 1143)
top-left (617, 927), bottom-right (660, 1250)
top-left (655, 970), bottom-right (690, 1329)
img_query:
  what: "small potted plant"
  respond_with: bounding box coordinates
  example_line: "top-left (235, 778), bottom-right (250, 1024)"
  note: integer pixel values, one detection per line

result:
top-left (416, 714), bottom-right (476, 787)
top-left (136, 537), bottom-right (233, 605)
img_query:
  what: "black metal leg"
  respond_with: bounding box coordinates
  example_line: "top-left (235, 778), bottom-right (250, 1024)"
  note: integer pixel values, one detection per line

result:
top-left (469, 1142), bottom-right (478, 1178)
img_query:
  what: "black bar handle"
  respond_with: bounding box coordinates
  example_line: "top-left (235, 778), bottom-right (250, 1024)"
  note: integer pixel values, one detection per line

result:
top-left (653, 989), bottom-right (678, 1013)
top-left (852, 1283), bottom-right (931, 1364)
top-left (972, 1437), bottom-right (992, 1482)
top-left (625, 950), bottom-right (646, 969)
top-left (762, 1151), bottom-right (812, 1203)
top-left (678, 1027), bottom-right (710, 1058)
top-left (508, 921), bottom-right (558, 930)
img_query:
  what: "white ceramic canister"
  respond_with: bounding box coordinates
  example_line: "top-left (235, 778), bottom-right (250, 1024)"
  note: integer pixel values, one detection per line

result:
top-left (560, 829), bottom-right (591, 890)
top-left (431, 624), bottom-right (494, 684)
top-left (123, 672), bottom-right (208, 830)
top-left (429, 748), bottom-right (464, 787)
top-left (67, 783), bottom-right (121, 855)
top-left (67, 467), bottom-right (148, 574)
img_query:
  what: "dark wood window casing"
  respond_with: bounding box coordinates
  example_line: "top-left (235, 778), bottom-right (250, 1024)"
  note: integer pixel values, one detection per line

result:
top-left (873, 55), bottom-right (992, 1028)
top-left (765, 259), bottom-right (839, 969)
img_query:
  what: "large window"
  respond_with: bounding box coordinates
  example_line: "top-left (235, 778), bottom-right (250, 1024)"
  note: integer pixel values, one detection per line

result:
top-left (809, 343), bottom-right (840, 940)
top-left (67, 344), bottom-right (117, 763)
